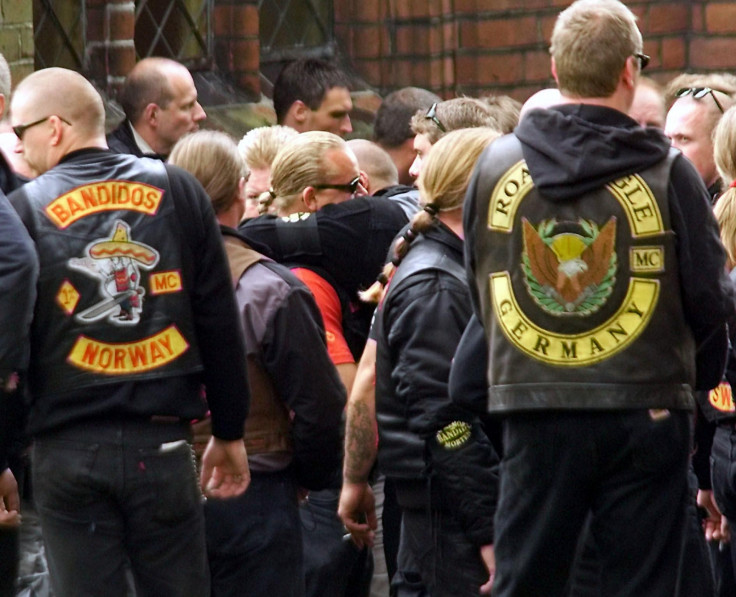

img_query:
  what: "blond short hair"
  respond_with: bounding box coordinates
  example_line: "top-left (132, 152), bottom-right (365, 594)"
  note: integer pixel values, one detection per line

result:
top-left (410, 97), bottom-right (497, 145)
top-left (169, 130), bottom-right (248, 215)
top-left (238, 125), bottom-right (298, 171)
top-left (551, 0), bottom-right (642, 98)
top-left (270, 131), bottom-right (347, 211)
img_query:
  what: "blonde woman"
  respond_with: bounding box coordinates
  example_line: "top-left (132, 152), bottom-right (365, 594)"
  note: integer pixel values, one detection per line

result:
top-left (370, 127), bottom-right (500, 596)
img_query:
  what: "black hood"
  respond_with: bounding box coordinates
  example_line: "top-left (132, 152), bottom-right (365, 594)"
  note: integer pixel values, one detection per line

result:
top-left (515, 104), bottom-right (671, 201)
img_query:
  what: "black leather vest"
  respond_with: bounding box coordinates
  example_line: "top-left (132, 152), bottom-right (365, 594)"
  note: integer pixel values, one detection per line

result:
top-left (18, 154), bottom-right (203, 397)
top-left (470, 135), bottom-right (695, 412)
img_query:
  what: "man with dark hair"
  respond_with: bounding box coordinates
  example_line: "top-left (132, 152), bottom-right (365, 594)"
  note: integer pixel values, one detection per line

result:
top-left (464, 0), bottom-right (732, 595)
top-left (372, 87), bottom-right (440, 185)
top-left (273, 58), bottom-right (353, 137)
top-left (107, 57), bottom-right (206, 159)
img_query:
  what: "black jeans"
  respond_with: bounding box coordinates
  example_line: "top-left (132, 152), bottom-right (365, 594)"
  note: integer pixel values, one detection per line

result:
top-left (205, 469), bottom-right (304, 597)
top-left (710, 424), bottom-right (736, 589)
top-left (300, 488), bottom-right (373, 597)
top-left (493, 409), bottom-right (690, 597)
top-left (391, 479), bottom-right (486, 597)
top-left (32, 419), bottom-right (208, 597)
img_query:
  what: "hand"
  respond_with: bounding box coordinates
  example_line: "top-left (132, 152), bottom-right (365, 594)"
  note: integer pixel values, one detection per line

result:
top-left (338, 481), bottom-right (377, 549)
top-left (697, 489), bottom-right (730, 544)
top-left (479, 543), bottom-right (495, 594)
top-left (200, 437), bottom-right (250, 499)
top-left (0, 468), bottom-right (20, 528)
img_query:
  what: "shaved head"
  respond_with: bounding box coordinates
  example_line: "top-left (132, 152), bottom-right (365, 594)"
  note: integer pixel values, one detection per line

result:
top-left (11, 67), bottom-right (107, 174)
top-left (347, 139), bottom-right (398, 192)
top-left (13, 67), bottom-right (105, 137)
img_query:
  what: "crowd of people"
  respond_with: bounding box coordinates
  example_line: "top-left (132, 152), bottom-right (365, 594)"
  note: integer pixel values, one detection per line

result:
top-left (1, 0), bottom-right (736, 595)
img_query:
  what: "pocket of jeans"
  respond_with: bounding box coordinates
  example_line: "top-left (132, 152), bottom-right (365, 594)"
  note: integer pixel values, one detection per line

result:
top-left (32, 439), bottom-right (100, 508)
top-left (140, 441), bottom-right (201, 524)
top-left (622, 410), bottom-right (689, 475)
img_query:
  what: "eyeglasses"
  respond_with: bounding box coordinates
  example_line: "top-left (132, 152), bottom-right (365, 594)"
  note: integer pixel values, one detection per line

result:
top-left (675, 87), bottom-right (727, 114)
top-left (313, 176), bottom-right (361, 195)
top-left (425, 103), bottom-right (447, 133)
top-left (13, 115), bottom-right (72, 140)
top-left (633, 52), bottom-right (650, 70)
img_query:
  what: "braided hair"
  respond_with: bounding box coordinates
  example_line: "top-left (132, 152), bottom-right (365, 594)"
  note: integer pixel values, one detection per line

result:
top-left (360, 127), bottom-right (501, 303)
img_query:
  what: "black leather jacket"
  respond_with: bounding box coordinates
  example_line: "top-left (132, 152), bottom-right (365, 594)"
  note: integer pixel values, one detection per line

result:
top-left (375, 222), bottom-right (499, 543)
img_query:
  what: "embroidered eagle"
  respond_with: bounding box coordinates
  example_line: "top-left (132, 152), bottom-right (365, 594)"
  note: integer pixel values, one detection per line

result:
top-left (521, 217), bottom-right (617, 315)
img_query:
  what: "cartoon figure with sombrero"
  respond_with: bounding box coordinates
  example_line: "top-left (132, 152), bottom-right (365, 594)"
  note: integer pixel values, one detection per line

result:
top-left (68, 220), bottom-right (160, 326)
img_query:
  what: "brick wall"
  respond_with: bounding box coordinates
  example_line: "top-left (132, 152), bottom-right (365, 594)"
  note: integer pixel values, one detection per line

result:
top-left (212, 0), bottom-right (261, 95)
top-left (86, 0), bottom-right (136, 94)
top-left (7, 1), bottom-right (736, 105)
top-left (336, 0), bottom-right (736, 103)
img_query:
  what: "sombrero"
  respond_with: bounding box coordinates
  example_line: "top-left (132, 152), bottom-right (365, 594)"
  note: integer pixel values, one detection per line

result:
top-left (89, 221), bottom-right (157, 266)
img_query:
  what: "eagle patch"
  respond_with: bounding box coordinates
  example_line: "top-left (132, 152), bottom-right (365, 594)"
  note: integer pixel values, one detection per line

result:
top-left (522, 217), bottom-right (617, 316)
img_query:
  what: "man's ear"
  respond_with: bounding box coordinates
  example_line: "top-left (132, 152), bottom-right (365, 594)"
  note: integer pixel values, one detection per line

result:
top-left (621, 56), bottom-right (637, 91)
top-left (0, 95), bottom-right (7, 121)
top-left (302, 186), bottom-right (319, 212)
top-left (142, 103), bottom-right (159, 127)
top-left (289, 100), bottom-right (310, 126)
top-left (358, 170), bottom-right (370, 196)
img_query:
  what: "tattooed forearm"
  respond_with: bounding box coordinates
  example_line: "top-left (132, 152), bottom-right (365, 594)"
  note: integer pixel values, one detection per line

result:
top-left (344, 397), bottom-right (378, 484)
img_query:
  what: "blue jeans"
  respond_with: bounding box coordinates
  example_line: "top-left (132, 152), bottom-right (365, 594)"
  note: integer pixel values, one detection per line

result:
top-left (32, 419), bottom-right (208, 597)
top-left (493, 409), bottom-right (690, 597)
top-left (204, 469), bottom-right (304, 597)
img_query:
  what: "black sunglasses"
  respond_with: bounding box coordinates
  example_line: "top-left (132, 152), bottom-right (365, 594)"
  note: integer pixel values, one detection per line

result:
top-left (313, 175), bottom-right (361, 195)
top-left (425, 103), bottom-right (447, 133)
top-left (13, 115), bottom-right (72, 140)
top-left (675, 87), bottom-right (726, 114)
top-left (634, 52), bottom-right (650, 70)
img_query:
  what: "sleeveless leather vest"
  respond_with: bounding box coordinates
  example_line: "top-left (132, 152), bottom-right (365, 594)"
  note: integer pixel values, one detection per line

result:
top-left (470, 135), bottom-right (695, 412)
top-left (222, 233), bottom-right (293, 456)
top-left (20, 155), bottom-right (203, 397)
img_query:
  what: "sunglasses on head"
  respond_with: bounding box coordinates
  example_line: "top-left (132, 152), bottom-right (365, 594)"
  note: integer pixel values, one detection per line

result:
top-left (313, 175), bottom-right (361, 195)
top-left (425, 103), bottom-right (447, 133)
top-left (675, 87), bottom-right (727, 114)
